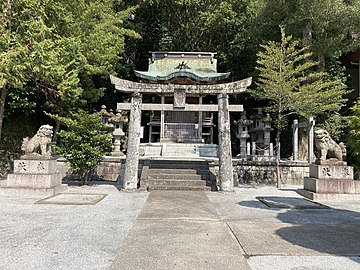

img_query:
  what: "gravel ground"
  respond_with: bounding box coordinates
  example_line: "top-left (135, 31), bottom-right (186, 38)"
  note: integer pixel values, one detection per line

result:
top-left (0, 185), bottom-right (148, 270)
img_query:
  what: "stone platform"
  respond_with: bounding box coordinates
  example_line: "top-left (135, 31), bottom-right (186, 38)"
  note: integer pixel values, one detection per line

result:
top-left (300, 161), bottom-right (360, 200)
top-left (3, 158), bottom-right (67, 196)
top-left (139, 143), bottom-right (218, 157)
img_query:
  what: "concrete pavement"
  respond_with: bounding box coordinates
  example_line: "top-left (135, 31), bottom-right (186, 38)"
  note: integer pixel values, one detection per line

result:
top-left (111, 191), bottom-right (250, 270)
top-left (207, 185), bottom-right (360, 270)
top-left (1, 185), bottom-right (360, 269)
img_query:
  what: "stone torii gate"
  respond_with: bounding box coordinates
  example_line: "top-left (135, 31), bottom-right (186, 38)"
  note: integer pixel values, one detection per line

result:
top-left (110, 75), bottom-right (252, 191)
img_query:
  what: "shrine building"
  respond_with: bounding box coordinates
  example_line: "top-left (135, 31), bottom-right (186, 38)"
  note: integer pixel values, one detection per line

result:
top-left (110, 52), bottom-right (252, 191)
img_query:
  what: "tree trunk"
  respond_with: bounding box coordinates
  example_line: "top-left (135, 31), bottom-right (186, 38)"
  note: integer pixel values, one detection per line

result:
top-left (302, 21), bottom-right (312, 51)
top-left (0, 83), bottom-right (8, 141)
top-left (275, 129), bottom-right (281, 188)
top-left (318, 53), bottom-right (326, 71)
top-left (52, 119), bottom-right (61, 143)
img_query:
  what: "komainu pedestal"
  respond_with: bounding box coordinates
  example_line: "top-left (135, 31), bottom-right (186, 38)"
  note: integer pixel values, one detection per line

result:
top-left (301, 160), bottom-right (360, 200)
top-left (6, 158), bottom-right (67, 196)
top-left (300, 129), bottom-right (360, 200)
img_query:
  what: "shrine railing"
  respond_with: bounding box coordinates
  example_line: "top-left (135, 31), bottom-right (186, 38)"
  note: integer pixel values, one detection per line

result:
top-left (164, 123), bottom-right (199, 140)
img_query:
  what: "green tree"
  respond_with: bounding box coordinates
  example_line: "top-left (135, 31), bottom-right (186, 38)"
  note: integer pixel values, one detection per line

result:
top-left (0, 0), bottom-right (139, 143)
top-left (348, 101), bottom-right (360, 167)
top-left (130, 0), bottom-right (263, 79)
top-left (255, 26), bottom-right (347, 187)
top-left (52, 110), bottom-right (112, 185)
top-left (0, 0), bottom-right (31, 140)
top-left (256, 0), bottom-right (360, 69)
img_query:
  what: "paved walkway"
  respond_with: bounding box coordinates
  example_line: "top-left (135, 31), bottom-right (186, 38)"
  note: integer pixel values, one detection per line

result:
top-left (207, 186), bottom-right (360, 270)
top-left (112, 187), bottom-right (360, 270)
top-left (111, 190), bottom-right (250, 270)
top-left (1, 185), bottom-right (360, 269)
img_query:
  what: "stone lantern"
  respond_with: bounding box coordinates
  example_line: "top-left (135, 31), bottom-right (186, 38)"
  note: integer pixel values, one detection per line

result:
top-left (109, 109), bottom-right (128, 156)
top-left (249, 108), bottom-right (273, 156)
top-left (99, 105), bottom-right (128, 156)
top-left (99, 105), bottom-right (112, 125)
top-left (262, 113), bottom-right (272, 155)
top-left (235, 111), bottom-right (253, 158)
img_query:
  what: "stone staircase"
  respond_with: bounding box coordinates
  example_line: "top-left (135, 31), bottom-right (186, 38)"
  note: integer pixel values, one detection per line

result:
top-left (140, 160), bottom-right (214, 191)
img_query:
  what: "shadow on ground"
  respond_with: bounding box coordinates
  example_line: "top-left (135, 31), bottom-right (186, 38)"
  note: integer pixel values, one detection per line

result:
top-left (239, 197), bottom-right (360, 262)
top-left (238, 200), bottom-right (270, 209)
top-left (62, 177), bottom-right (123, 189)
top-left (276, 207), bottom-right (360, 258)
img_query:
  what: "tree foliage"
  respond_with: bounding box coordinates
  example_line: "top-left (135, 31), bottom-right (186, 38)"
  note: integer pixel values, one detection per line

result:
top-left (0, 0), bottom-right (139, 141)
top-left (129, 0), bottom-right (263, 78)
top-left (255, 27), bottom-right (347, 129)
top-left (1, 0), bottom-right (358, 168)
top-left (348, 101), bottom-right (360, 166)
top-left (51, 110), bottom-right (113, 184)
top-left (255, 26), bottom-right (348, 186)
top-left (256, 0), bottom-right (360, 68)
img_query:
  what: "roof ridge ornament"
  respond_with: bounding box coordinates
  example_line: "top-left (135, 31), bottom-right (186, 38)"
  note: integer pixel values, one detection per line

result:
top-left (175, 61), bottom-right (191, 70)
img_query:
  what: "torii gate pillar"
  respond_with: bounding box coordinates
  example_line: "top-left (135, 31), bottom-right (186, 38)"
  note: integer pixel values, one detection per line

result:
top-left (218, 93), bottom-right (234, 192)
top-left (123, 92), bottom-right (142, 189)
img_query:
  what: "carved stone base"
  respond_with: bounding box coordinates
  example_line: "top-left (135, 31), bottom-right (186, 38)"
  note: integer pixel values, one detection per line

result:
top-left (298, 189), bottom-right (360, 200)
top-left (111, 151), bottom-right (125, 156)
top-left (304, 177), bottom-right (360, 194)
top-left (315, 159), bottom-right (347, 166)
top-left (6, 159), bottom-right (66, 195)
top-left (310, 164), bottom-right (353, 180)
top-left (301, 163), bottom-right (360, 200)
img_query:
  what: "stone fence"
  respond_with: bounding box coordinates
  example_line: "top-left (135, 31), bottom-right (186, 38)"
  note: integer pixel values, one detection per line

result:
top-left (57, 156), bottom-right (309, 187)
top-left (232, 159), bottom-right (309, 186)
top-left (57, 156), bottom-right (126, 183)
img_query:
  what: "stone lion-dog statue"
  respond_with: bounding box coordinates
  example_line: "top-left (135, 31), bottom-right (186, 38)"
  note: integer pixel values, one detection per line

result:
top-left (314, 129), bottom-right (346, 161)
top-left (21, 125), bottom-right (53, 156)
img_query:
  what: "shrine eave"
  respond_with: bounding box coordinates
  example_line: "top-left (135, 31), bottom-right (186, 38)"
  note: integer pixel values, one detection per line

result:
top-left (110, 75), bottom-right (252, 94)
top-left (134, 69), bottom-right (230, 84)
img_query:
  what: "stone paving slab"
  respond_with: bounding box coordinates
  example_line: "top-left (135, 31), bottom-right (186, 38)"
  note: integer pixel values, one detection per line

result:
top-left (36, 193), bottom-right (107, 205)
top-left (137, 190), bottom-right (220, 220)
top-left (111, 190), bottom-right (251, 270)
top-left (247, 255), bottom-right (360, 270)
top-left (228, 220), bottom-right (360, 256)
top-left (257, 196), bottom-right (329, 209)
top-left (111, 219), bottom-right (250, 270)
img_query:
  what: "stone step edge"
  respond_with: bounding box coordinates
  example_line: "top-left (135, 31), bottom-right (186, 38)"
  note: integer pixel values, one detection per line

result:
top-left (148, 178), bottom-right (211, 182)
top-left (148, 186), bottom-right (212, 191)
top-left (149, 166), bottom-right (209, 170)
top-left (148, 175), bottom-right (209, 179)
top-left (148, 168), bottom-right (209, 172)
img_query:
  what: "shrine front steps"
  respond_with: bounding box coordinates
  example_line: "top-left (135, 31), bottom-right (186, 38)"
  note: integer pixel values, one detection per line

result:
top-left (140, 160), bottom-right (214, 191)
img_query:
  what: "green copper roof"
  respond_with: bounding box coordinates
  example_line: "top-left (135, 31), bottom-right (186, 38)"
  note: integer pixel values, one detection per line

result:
top-left (134, 52), bottom-right (230, 84)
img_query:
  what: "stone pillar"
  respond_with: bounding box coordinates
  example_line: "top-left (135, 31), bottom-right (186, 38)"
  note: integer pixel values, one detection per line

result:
top-left (308, 117), bottom-right (315, 164)
top-left (293, 119), bottom-right (299, 161)
top-left (123, 92), bottom-right (142, 189)
top-left (160, 95), bottom-right (165, 140)
top-left (198, 96), bottom-right (203, 141)
top-left (247, 142), bottom-right (251, 155)
top-left (252, 142), bottom-right (256, 156)
top-left (217, 93), bottom-right (233, 191)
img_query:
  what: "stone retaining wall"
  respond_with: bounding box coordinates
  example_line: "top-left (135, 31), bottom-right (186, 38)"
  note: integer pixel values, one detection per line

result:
top-left (56, 157), bottom-right (309, 187)
top-left (57, 156), bottom-right (126, 182)
top-left (233, 159), bottom-right (309, 186)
